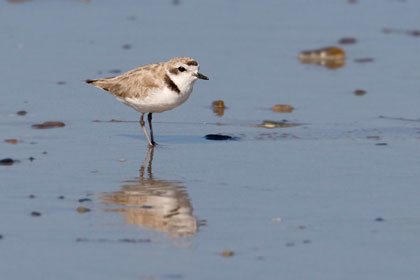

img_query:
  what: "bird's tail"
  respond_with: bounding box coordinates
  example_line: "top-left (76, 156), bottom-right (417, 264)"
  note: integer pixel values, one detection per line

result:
top-left (85, 79), bottom-right (97, 84)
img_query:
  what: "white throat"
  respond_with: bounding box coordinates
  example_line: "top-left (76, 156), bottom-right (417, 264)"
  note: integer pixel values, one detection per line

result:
top-left (168, 72), bottom-right (197, 94)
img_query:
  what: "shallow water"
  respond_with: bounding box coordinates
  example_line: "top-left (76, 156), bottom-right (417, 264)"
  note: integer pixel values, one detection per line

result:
top-left (2, 0), bottom-right (420, 279)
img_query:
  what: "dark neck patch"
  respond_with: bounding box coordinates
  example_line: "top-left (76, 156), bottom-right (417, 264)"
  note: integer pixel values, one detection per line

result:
top-left (164, 74), bottom-right (180, 94)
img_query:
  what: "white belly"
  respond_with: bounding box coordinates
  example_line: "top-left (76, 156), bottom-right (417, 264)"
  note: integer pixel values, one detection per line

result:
top-left (117, 87), bottom-right (192, 113)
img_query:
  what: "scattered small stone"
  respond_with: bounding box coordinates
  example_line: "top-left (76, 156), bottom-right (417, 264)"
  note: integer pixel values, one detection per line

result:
top-left (338, 37), bottom-right (357, 45)
top-left (16, 110), bottom-right (27, 116)
top-left (0, 158), bottom-right (14, 166)
top-left (5, 139), bottom-right (18, 144)
top-left (272, 104), bottom-right (294, 113)
top-left (7, 0), bottom-right (32, 3)
top-left (286, 242), bottom-right (295, 247)
top-left (354, 89), bottom-right (366, 96)
top-left (256, 120), bottom-right (300, 128)
top-left (58, 195), bottom-right (65, 200)
top-left (30, 211), bottom-right (41, 217)
top-left (212, 100), bottom-right (226, 108)
top-left (298, 225), bottom-right (306, 230)
top-left (348, 0), bottom-right (357, 3)
top-left (204, 134), bottom-right (238, 141)
top-left (212, 100), bottom-right (226, 116)
top-left (42, 151), bottom-right (48, 155)
top-left (376, 143), bottom-right (388, 146)
top-left (76, 237), bottom-right (151, 243)
top-left (272, 217), bottom-right (282, 222)
top-left (57, 81), bottom-right (66, 85)
top-left (221, 249), bottom-right (234, 257)
top-left (28, 157), bottom-right (35, 161)
top-left (375, 217), bottom-right (385, 222)
top-left (0, 234), bottom-right (3, 239)
top-left (367, 136), bottom-right (381, 140)
top-left (172, 0), bottom-right (180, 5)
top-left (299, 46), bottom-right (346, 69)
top-left (354, 58), bottom-right (374, 63)
top-left (77, 206), bottom-right (91, 213)
top-left (303, 240), bottom-right (311, 244)
top-left (122, 44), bottom-right (131, 50)
top-left (119, 158), bottom-right (126, 162)
top-left (28, 194), bottom-right (36, 199)
top-left (383, 28), bottom-right (420, 37)
top-left (118, 238), bottom-right (151, 243)
top-left (108, 69), bottom-right (122, 74)
top-left (78, 198), bottom-right (92, 203)
top-left (32, 121), bottom-right (65, 129)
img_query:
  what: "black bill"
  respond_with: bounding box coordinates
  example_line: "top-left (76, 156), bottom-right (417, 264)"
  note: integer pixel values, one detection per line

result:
top-left (194, 73), bottom-right (209, 80)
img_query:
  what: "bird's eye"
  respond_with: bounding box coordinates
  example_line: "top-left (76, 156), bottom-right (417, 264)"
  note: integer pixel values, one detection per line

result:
top-left (178, 66), bottom-right (186, 72)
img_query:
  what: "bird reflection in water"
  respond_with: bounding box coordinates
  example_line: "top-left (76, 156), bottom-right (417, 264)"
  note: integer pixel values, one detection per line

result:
top-left (101, 147), bottom-right (198, 238)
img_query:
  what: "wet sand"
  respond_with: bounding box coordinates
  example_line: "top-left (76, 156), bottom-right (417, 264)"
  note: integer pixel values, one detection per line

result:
top-left (2, 0), bottom-right (420, 279)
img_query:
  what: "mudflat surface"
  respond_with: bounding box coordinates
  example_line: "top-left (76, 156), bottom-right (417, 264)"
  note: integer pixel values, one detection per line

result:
top-left (2, 1), bottom-right (420, 279)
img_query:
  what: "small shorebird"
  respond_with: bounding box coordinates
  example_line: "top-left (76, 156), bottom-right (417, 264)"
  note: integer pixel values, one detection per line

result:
top-left (86, 57), bottom-right (208, 146)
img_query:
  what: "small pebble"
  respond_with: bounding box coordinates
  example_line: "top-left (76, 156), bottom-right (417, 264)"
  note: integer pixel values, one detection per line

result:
top-left (78, 198), bottom-right (92, 203)
top-left (28, 157), bottom-right (35, 161)
top-left (5, 139), bottom-right (18, 144)
top-left (16, 110), bottom-right (27, 116)
top-left (286, 242), bottom-right (295, 247)
top-left (57, 81), bottom-right (66, 85)
top-left (303, 240), bottom-right (311, 244)
top-left (108, 69), bottom-right (121, 74)
top-left (298, 225), bottom-right (306, 230)
top-left (212, 100), bottom-right (226, 116)
top-left (122, 44), bottom-right (131, 50)
top-left (212, 100), bottom-right (226, 108)
top-left (0, 234), bottom-right (3, 239)
top-left (338, 37), bottom-right (357, 45)
top-left (272, 104), bottom-right (294, 113)
top-left (31, 211), bottom-right (41, 217)
top-left (204, 134), bottom-right (238, 141)
top-left (221, 249), bottom-right (234, 257)
top-left (271, 217), bottom-right (282, 222)
top-left (299, 46), bottom-right (346, 69)
top-left (28, 194), bottom-right (36, 199)
top-left (42, 151), bottom-right (48, 155)
top-left (118, 238), bottom-right (151, 243)
top-left (354, 89), bottom-right (366, 96)
top-left (0, 158), bottom-right (14, 166)
top-left (367, 136), bottom-right (380, 140)
top-left (376, 143), bottom-right (388, 146)
top-left (256, 120), bottom-right (299, 128)
top-left (32, 121), bottom-right (65, 129)
top-left (119, 158), bottom-right (126, 162)
top-left (77, 206), bottom-right (91, 213)
top-left (375, 217), bottom-right (385, 222)
top-left (354, 58), bottom-right (374, 63)
top-left (58, 195), bottom-right (65, 200)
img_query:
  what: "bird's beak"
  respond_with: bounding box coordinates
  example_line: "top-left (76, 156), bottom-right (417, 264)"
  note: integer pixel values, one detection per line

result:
top-left (194, 72), bottom-right (209, 80)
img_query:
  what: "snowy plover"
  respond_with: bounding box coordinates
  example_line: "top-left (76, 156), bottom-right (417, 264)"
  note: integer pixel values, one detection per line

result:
top-left (86, 57), bottom-right (208, 146)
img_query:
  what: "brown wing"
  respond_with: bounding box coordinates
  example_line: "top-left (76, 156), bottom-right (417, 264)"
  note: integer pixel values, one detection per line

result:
top-left (86, 63), bottom-right (164, 99)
